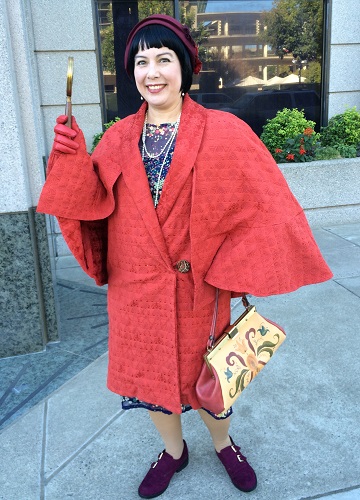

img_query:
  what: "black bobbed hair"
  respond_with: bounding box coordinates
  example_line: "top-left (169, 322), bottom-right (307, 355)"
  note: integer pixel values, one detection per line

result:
top-left (126, 24), bottom-right (193, 94)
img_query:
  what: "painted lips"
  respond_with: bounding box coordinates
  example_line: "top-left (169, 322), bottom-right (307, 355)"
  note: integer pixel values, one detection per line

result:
top-left (146, 84), bottom-right (166, 93)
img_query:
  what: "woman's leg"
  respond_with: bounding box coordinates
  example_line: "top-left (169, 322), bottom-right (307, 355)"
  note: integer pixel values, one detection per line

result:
top-left (198, 408), bottom-right (232, 452)
top-left (138, 412), bottom-right (188, 498)
top-left (148, 411), bottom-right (184, 459)
top-left (198, 409), bottom-right (257, 492)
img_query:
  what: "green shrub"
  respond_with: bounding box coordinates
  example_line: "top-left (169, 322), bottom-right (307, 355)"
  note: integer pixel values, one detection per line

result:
top-left (320, 107), bottom-right (360, 147)
top-left (260, 108), bottom-right (317, 155)
top-left (92, 117), bottom-right (121, 152)
top-left (313, 146), bottom-right (341, 161)
top-left (335, 144), bottom-right (357, 158)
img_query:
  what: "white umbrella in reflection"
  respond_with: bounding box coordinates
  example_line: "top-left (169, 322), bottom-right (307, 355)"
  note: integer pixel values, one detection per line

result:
top-left (264, 76), bottom-right (284, 86)
top-left (236, 75), bottom-right (264, 86)
top-left (281, 73), bottom-right (307, 83)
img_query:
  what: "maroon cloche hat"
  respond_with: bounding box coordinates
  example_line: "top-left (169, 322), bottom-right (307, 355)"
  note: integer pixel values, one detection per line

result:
top-left (124, 14), bottom-right (202, 76)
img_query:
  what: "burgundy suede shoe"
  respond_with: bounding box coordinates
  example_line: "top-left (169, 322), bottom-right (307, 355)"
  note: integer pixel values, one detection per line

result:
top-left (216, 437), bottom-right (257, 492)
top-left (138, 440), bottom-right (189, 499)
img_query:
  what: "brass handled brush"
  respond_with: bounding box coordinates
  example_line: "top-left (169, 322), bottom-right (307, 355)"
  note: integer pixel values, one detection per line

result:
top-left (65, 57), bottom-right (74, 128)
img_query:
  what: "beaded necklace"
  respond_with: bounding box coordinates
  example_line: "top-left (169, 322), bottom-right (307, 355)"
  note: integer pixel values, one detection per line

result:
top-left (141, 112), bottom-right (181, 159)
top-left (141, 113), bottom-right (181, 207)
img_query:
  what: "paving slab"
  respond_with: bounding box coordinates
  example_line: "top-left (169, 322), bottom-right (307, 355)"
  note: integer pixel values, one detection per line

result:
top-left (335, 276), bottom-right (360, 297)
top-left (56, 266), bottom-right (97, 287)
top-left (325, 223), bottom-right (360, 246)
top-left (311, 231), bottom-right (360, 280)
top-left (55, 255), bottom-right (80, 269)
top-left (320, 490), bottom-right (360, 500)
top-left (0, 402), bottom-right (44, 500)
top-left (0, 279), bottom-right (109, 432)
top-left (312, 227), bottom-right (358, 249)
top-left (44, 353), bottom-right (119, 477)
top-left (0, 346), bottom-right (93, 431)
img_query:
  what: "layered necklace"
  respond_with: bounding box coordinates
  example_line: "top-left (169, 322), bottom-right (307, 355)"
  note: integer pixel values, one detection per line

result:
top-left (141, 112), bottom-right (181, 207)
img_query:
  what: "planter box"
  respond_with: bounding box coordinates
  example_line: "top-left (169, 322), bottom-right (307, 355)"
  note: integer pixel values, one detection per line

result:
top-left (279, 157), bottom-right (360, 226)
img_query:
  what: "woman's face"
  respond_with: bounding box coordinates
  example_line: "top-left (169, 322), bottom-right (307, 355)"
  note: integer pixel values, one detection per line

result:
top-left (134, 45), bottom-right (182, 113)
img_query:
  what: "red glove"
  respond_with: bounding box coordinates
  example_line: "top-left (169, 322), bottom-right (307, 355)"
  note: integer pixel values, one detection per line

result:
top-left (53, 115), bottom-right (80, 154)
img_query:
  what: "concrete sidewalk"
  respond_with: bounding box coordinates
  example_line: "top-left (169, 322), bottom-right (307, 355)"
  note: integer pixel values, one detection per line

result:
top-left (0, 223), bottom-right (360, 500)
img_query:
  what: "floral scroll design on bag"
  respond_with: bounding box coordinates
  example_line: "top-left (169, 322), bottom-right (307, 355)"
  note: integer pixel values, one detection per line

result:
top-left (225, 326), bottom-right (282, 399)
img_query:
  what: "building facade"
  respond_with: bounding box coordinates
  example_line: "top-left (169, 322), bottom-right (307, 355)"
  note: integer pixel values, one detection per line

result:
top-left (0, 0), bottom-right (359, 357)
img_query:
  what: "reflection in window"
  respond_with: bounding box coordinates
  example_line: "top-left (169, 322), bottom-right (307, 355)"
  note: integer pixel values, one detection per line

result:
top-left (180, 0), bottom-right (324, 135)
top-left (95, 0), bottom-right (324, 135)
top-left (244, 45), bottom-right (258, 57)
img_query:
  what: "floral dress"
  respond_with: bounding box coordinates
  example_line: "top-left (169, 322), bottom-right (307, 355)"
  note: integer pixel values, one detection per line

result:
top-left (121, 121), bottom-right (232, 420)
top-left (141, 121), bottom-right (177, 206)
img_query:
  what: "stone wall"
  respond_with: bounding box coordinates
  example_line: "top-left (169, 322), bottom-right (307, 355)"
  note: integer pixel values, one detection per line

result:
top-left (280, 158), bottom-right (360, 227)
top-left (31, 0), bottom-right (103, 154)
top-left (328, 0), bottom-right (360, 118)
top-left (29, 0), bottom-right (104, 261)
top-left (0, 0), bottom-right (102, 356)
top-left (0, 0), bottom-right (59, 357)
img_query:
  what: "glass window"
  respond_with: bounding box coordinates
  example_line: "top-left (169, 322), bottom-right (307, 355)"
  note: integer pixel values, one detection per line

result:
top-left (260, 93), bottom-right (292, 109)
top-left (244, 45), bottom-right (258, 56)
top-left (179, 0), bottom-right (324, 134)
top-left (294, 91), bottom-right (320, 109)
top-left (96, 1), bottom-right (175, 120)
top-left (95, 0), bottom-right (325, 135)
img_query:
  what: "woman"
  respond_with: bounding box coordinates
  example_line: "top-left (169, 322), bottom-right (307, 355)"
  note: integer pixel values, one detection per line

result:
top-left (38, 14), bottom-right (332, 499)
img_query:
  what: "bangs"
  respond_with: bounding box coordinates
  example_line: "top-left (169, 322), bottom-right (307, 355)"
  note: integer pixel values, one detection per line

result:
top-left (134, 25), bottom-right (180, 53)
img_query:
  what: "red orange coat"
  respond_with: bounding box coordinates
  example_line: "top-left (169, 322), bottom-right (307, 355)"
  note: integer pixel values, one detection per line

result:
top-left (37, 96), bottom-right (332, 413)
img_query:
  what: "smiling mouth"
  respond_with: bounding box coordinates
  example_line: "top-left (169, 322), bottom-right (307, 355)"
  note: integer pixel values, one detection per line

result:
top-left (147, 84), bottom-right (166, 92)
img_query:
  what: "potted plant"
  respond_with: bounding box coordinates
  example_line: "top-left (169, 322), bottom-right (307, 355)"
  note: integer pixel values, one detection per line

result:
top-left (260, 107), bottom-right (360, 226)
top-left (261, 107), bottom-right (360, 162)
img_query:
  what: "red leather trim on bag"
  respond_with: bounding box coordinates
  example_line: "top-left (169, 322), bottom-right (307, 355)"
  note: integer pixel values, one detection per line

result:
top-left (196, 362), bottom-right (225, 415)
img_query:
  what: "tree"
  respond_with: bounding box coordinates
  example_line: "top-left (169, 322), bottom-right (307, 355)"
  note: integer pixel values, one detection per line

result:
top-left (138, 1), bottom-right (173, 18)
top-left (100, 2), bottom-right (179, 74)
top-left (302, 61), bottom-right (322, 83)
top-left (261, 0), bottom-right (323, 62)
top-left (100, 7), bottom-right (115, 74)
top-left (181, 7), bottom-right (211, 63)
top-left (101, 24), bottom-right (116, 74)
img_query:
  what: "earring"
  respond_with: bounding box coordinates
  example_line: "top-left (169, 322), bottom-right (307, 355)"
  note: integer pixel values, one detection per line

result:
top-left (140, 96), bottom-right (144, 100)
top-left (181, 92), bottom-right (185, 97)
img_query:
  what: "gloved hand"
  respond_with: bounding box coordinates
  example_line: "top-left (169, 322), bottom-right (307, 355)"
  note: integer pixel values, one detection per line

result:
top-left (53, 115), bottom-right (80, 154)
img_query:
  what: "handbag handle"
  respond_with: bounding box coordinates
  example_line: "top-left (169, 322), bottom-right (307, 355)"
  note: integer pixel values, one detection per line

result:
top-left (207, 289), bottom-right (251, 351)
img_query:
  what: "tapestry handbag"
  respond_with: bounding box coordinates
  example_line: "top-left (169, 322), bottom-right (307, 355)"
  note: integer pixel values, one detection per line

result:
top-left (196, 289), bottom-right (286, 415)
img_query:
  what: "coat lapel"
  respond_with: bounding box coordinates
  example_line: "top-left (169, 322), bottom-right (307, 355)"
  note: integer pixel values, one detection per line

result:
top-left (156, 96), bottom-right (207, 225)
top-left (120, 104), bottom-right (173, 269)
top-left (120, 97), bottom-right (207, 269)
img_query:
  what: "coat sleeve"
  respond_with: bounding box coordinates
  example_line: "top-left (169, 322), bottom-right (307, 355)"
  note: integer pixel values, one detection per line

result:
top-left (56, 217), bottom-right (108, 285)
top-left (37, 121), bottom-right (122, 284)
top-left (202, 118), bottom-right (333, 297)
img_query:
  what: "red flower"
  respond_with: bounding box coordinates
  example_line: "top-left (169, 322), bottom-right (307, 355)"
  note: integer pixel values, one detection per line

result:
top-left (299, 147), bottom-right (307, 155)
top-left (275, 148), bottom-right (283, 153)
top-left (303, 128), bottom-right (314, 136)
top-left (286, 153), bottom-right (295, 161)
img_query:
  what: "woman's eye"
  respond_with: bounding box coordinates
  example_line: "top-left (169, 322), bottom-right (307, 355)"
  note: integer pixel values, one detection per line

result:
top-left (160, 58), bottom-right (170, 63)
top-left (136, 60), bottom-right (146, 66)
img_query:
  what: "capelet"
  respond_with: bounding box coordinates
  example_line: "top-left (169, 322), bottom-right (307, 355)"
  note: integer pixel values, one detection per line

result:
top-left (38, 95), bottom-right (332, 300)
